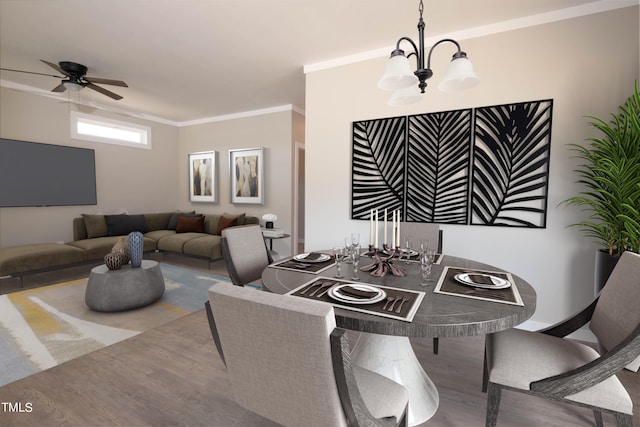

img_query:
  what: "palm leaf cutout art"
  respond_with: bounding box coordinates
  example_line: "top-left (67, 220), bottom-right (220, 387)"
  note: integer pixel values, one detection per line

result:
top-left (352, 117), bottom-right (406, 219)
top-left (471, 100), bottom-right (553, 227)
top-left (407, 109), bottom-right (471, 223)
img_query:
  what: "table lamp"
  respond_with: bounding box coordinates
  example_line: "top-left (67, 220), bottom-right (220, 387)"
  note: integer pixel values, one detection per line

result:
top-left (262, 213), bottom-right (277, 229)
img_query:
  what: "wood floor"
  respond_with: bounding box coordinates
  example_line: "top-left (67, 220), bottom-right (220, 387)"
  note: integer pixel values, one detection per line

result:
top-left (0, 255), bottom-right (638, 427)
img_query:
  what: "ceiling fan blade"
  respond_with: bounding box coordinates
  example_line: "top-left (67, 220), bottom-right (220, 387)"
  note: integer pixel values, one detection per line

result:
top-left (40, 60), bottom-right (68, 76)
top-left (0, 67), bottom-right (62, 78)
top-left (85, 82), bottom-right (123, 100)
top-left (51, 83), bottom-right (66, 93)
top-left (85, 76), bottom-right (128, 87)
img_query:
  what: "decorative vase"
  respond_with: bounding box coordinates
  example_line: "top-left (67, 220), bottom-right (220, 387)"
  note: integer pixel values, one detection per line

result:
top-left (127, 231), bottom-right (144, 268)
top-left (594, 249), bottom-right (619, 296)
top-left (112, 236), bottom-right (130, 264)
top-left (104, 252), bottom-right (124, 270)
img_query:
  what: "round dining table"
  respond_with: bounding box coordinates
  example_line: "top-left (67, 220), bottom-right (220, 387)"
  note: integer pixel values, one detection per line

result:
top-left (262, 252), bottom-right (537, 426)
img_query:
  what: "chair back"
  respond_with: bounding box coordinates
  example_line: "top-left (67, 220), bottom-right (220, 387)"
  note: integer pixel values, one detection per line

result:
top-left (209, 283), bottom-right (349, 427)
top-left (399, 222), bottom-right (442, 252)
top-left (221, 224), bottom-right (271, 286)
top-left (590, 251), bottom-right (640, 362)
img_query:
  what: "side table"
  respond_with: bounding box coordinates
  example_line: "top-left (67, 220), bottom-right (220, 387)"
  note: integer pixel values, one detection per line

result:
top-left (263, 233), bottom-right (291, 251)
top-left (85, 259), bottom-right (165, 312)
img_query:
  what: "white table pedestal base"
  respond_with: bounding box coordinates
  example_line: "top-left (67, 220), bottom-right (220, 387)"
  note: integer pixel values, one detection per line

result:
top-left (350, 333), bottom-right (438, 426)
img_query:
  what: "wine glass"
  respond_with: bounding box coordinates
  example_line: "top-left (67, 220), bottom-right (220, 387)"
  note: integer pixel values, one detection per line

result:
top-left (343, 237), bottom-right (353, 264)
top-left (333, 246), bottom-right (345, 278)
top-left (403, 237), bottom-right (412, 264)
top-left (420, 248), bottom-right (436, 286)
top-left (351, 244), bottom-right (361, 281)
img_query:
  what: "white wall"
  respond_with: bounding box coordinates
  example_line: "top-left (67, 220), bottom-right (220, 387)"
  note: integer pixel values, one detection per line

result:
top-left (0, 88), bottom-right (180, 246)
top-left (178, 110), bottom-right (296, 257)
top-left (304, 7), bottom-right (640, 325)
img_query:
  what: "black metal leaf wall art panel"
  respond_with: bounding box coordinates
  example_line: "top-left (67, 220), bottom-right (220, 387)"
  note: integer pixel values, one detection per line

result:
top-left (351, 99), bottom-right (553, 228)
top-left (471, 100), bottom-right (553, 227)
top-left (352, 116), bottom-right (406, 219)
top-left (407, 109), bottom-right (472, 224)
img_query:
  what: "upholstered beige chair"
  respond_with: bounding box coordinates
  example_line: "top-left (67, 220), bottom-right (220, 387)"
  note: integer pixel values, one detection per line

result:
top-left (483, 251), bottom-right (640, 427)
top-left (206, 283), bottom-right (409, 427)
top-left (399, 222), bottom-right (442, 253)
top-left (221, 224), bottom-right (273, 287)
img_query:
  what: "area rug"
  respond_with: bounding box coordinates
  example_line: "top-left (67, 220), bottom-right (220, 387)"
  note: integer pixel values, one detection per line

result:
top-left (0, 263), bottom-right (232, 387)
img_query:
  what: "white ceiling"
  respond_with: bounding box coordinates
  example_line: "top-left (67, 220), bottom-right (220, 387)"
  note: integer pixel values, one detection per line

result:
top-left (0, 0), bottom-right (634, 125)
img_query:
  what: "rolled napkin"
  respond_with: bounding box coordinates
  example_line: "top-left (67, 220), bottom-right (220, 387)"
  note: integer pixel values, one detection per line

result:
top-left (303, 252), bottom-right (323, 260)
top-left (338, 286), bottom-right (378, 299)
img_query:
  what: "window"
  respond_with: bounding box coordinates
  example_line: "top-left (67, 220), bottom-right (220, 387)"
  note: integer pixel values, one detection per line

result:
top-left (71, 111), bottom-right (151, 149)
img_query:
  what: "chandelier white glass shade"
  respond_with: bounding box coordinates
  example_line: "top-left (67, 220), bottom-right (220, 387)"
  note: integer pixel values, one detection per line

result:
top-left (378, 0), bottom-right (479, 105)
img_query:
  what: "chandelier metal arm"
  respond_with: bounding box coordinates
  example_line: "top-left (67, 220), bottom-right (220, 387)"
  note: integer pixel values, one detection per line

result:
top-left (378, 0), bottom-right (479, 102)
top-left (425, 38), bottom-right (462, 70)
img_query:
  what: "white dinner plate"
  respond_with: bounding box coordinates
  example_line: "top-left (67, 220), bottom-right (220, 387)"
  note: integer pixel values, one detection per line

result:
top-left (293, 253), bottom-right (331, 263)
top-left (328, 284), bottom-right (387, 305)
top-left (454, 273), bottom-right (511, 289)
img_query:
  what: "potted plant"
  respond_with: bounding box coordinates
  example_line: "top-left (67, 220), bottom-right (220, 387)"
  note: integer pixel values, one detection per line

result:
top-left (562, 81), bottom-right (640, 294)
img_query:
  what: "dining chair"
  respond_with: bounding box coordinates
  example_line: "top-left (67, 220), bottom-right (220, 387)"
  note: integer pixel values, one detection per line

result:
top-left (205, 282), bottom-right (409, 427)
top-left (483, 250), bottom-right (640, 427)
top-left (400, 222), bottom-right (443, 354)
top-left (221, 224), bottom-right (273, 287)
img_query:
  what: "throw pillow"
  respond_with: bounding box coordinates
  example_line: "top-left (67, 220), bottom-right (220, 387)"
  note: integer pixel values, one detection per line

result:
top-left (167, 211), bottom-right (199, 230)
top-left (221, 212), bottom-right (246, 226)
top-left (82, 214), bottom-right (108, 238)
top-left (176, 215), bottom-right (205, 233)
top-left (106, 214), bottom-right (148, 236)
top-left (217, 215), bottom-right (237, 235)
top-left (144, 212), bottom-right (174, 231)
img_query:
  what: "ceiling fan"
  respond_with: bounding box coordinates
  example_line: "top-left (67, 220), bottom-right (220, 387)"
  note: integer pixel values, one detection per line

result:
top-left (0, 60), bottom-right (128, 100)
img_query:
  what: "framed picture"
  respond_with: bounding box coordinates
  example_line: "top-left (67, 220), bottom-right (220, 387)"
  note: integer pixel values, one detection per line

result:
top-left (188, 151), bottom-right (216, 202)
top-left (230, 147), bottom-right (263, 204)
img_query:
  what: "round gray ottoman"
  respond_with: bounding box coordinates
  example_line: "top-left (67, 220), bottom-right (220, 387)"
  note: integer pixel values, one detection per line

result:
top-left (85, 260), bottom-right (165, 312)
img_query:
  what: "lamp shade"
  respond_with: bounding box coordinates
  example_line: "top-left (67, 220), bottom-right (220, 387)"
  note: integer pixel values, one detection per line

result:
top-left (63, 80), bottom-right (83, 92)
top-left (438, 56), bottom-right (480, 92)
top-left (388, 85), bottom-right (422, 106)
top-left (262, 213), bottom-right (277, 223)
top-left (378, 54), bottom-right (419, 91)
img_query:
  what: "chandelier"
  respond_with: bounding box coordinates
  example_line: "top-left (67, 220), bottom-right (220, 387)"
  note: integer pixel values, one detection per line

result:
top-left (378, 0), bottom-right (480, 106)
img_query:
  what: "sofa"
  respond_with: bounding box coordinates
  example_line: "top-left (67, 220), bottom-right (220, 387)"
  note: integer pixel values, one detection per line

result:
top-left (0, 211), bottom-right (258, 281)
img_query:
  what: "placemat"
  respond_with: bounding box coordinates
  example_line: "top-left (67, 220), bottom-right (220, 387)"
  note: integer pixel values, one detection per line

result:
top-left (287, 277), bottom-right (425, 322)
top-left (269, 253), bottom-right (335, 274)
top-left (434, 266), bottom-right (524, 306)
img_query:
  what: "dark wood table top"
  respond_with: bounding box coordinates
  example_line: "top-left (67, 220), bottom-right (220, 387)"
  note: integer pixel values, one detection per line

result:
top-left (261, 254), bottom-right (537, 338)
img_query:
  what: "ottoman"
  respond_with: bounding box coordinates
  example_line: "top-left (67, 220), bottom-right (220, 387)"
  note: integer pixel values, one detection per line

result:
top-left (85, 260), bottom-right (165, 312)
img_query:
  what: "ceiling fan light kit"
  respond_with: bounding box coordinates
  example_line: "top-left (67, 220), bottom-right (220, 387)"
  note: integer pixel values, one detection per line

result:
top-left (0, 60), bottom-right (128, 101)
top-left (378, 0), bottom-right (480, 105)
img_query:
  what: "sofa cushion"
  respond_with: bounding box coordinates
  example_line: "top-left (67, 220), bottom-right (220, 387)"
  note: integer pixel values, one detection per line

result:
top-left (68, 236), bottom-right (156, 260)
top-left (167, 212), bottom-right (200, 230)
top-left (82, 214), bottom-right (108, 238)
top-left (106, 214), bottom-right (148, 236)
top-left (157, 232), bottom-right (207, 253)
top-left (176, 216), bottom-right (205, 233)
top-left (216, 215), bottom-right (237, 235)
top-left (145, 229), bottom-right (176, 243)
top-left (0, 244), bottom-right (87, 276)
top-left (183, 235), bottom-right (223, 259)
top-left (144, 212), bottom-right (174, 231)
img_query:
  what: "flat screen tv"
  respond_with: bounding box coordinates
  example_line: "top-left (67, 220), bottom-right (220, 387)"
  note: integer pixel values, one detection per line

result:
top-left (0, 138), bottom-right (97, 207)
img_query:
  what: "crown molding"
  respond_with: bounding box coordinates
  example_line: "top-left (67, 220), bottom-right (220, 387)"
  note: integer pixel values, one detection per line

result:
top-left (304, 0), bottom-right (639, 74)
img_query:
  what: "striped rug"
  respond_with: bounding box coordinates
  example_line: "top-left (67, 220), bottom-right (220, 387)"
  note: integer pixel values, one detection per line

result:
top-left (0, 263), bottom-right (231, 387)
